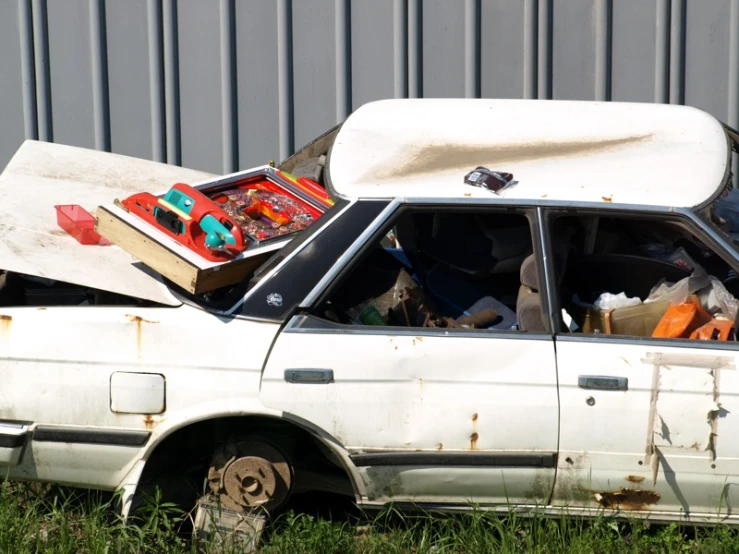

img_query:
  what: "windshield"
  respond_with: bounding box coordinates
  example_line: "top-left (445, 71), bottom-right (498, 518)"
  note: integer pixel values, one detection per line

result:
top-left (699, 122), bottom-right (739, 254)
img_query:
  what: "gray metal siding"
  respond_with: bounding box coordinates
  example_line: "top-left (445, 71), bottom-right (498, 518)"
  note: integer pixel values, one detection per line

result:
top-left (1, 0), bottom-right (738, 175)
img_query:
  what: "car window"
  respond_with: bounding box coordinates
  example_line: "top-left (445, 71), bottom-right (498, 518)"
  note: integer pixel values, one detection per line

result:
top-left (309, 206), bottom-right (546, 333)
top-left (547, 212), bottom-right (739, 342)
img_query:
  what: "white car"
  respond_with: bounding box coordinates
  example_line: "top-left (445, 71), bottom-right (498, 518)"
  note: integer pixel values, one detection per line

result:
top-left (2, 98), bottom-right (739, 528)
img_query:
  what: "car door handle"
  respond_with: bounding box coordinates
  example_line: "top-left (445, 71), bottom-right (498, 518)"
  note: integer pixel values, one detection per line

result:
top-left (284, 369), bottom-right (334, 384)
top-left (578, 375), bottom-right (628, 391)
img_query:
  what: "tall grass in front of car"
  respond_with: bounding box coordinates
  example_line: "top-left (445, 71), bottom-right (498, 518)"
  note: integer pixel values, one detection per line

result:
top-left (0, 480), bottom-right (195, 553)
top-left (4, 478), bottom-right (739, 553)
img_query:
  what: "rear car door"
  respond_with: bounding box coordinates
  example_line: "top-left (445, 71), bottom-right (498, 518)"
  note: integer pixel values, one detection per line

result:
top-left (257, 201), bottom-right (560, 507)
top-left (544, 208), bottom-right (739, 522)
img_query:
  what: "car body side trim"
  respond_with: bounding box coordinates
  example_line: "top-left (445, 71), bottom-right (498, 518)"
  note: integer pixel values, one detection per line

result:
top-left (0, 432), bottom-right (27, 449)
top-left (33, 427), bottom-right (151, 447)
top-left (350, 451), bottom-right (557, 468)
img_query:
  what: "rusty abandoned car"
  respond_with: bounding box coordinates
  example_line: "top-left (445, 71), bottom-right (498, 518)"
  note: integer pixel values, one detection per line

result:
top-left (2, 98), bottom-right (739, 531)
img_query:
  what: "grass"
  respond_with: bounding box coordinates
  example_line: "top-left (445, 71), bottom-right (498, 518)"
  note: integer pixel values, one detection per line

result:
top-left (3, 479), bottom-right (739, 553)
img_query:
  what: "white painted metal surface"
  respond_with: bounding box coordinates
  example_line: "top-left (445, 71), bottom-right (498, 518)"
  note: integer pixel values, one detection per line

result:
top-left (328, 99), bottom-right (730, 208)
top-left (261, 318), bottom-right (559, 505)
top-left (0, 140), bottom-right (214, 306)
top-left (110, 372), bottom-right (166, 414)
top-left (554, 339), bottom-right (739, 518)
top-left (0, 302), bottom-right (281, 488)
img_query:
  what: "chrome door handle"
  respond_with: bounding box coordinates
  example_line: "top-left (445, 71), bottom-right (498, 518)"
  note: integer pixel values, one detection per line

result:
top-left (578, 375), bottom-right (628, 391)
top-left (284, 369), bottom-right (334, 384)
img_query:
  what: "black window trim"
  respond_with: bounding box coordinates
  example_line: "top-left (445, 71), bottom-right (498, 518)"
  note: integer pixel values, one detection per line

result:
top-left (237, 198), bottom-right (392, 323)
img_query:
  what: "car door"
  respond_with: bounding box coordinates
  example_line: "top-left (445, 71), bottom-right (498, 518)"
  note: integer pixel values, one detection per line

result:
top-left (260, 201), bottom-right (560, 507)
top-left (544, 208), bottom-right (739, 522)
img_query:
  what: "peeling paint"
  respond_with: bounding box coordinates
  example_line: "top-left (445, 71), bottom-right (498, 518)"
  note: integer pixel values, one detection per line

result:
top-left (594, 488), bottom-right (660, 511)
top-left (625, 475), bottom-right (645, 484)
top-left (641, 352), bottom-right (735, 370)
top-left (602, 195), bottom-right (613, 202)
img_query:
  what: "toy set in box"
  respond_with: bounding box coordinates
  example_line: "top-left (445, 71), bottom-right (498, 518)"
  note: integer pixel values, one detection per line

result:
top-left (94, 165), bottom-right (334, 294)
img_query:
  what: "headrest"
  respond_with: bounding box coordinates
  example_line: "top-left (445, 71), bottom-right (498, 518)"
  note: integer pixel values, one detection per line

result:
top-left (520, 253), bottom-right (539, 290)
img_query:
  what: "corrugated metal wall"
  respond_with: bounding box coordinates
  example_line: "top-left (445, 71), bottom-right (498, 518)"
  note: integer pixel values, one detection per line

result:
top-left (1, 0), bottom-right (738, 176)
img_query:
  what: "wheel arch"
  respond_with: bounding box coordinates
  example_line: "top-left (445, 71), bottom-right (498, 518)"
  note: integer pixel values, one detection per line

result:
top-left (124, 407), bottom-right (366, 513)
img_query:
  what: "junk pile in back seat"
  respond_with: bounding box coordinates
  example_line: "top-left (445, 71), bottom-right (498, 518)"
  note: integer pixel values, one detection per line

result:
top-left (566, 252), bottom-right (739, 341)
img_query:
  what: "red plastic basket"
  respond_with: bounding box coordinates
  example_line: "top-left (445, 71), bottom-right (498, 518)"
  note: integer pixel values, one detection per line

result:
top-left (54, 204), bottom-right (109, 245)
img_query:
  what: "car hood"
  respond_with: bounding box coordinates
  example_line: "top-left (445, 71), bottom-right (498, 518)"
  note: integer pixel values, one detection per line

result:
top-left (0, 140), bottom-right (216, 306)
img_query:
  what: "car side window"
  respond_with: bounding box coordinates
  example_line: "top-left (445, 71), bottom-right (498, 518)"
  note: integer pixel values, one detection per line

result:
top-left (548, 212), bottom-right (739, 341)
top-left (310, 206), bottom-right (545, 333)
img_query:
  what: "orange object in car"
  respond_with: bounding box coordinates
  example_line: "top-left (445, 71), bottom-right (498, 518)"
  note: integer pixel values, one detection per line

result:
top-left (689, 319), bottom-right (735, 341)
top-left (652, 296), bottom-right (713, 339)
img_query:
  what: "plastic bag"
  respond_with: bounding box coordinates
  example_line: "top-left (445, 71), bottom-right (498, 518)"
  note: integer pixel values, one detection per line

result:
top-left (593, 292), bottom-right (642, 310)
top-left (652, 296), bottom-right (713, 339)
top-left (699, 276), bottom-right (739, 323)
top-left (645, 267), bottom-right (712, 306)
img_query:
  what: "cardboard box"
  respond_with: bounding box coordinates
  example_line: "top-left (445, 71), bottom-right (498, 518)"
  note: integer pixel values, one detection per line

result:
top-left (571, 298), bottom-right (672, 337)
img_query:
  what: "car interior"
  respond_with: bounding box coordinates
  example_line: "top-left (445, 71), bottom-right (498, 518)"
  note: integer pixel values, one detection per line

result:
top-left (313, 207), bottom-right (739, 341)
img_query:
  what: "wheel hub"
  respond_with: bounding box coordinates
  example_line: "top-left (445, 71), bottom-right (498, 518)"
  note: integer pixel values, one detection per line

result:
top-left (208, 440), bottom-right (292, 513)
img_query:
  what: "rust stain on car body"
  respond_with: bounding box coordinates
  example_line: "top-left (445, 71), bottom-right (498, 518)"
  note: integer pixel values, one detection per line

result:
top-left (595, 488), bottom-right (660, 511)
top-left (0, 314), bottom-right (11, 332)
top-left (126, 314), bottom-right (158, 324)
top-left (625, 475), bottom-right (646, 484)
top-left (143, 415), bottom-right (155, 429)
top-left (374, 134), bottom-right (654, 180)
top-left (126, 314), bottom-right (158, 356)
top-left (470, 432), bottom-right (479, 450)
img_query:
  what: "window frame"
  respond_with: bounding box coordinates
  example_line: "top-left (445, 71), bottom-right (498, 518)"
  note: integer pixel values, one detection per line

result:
top-left (292, 200), bottom-right (554, 337)
top-left (541, 205), bottom-right (739, 351)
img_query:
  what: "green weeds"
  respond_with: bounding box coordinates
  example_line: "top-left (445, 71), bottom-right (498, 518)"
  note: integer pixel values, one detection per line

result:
top-left (3, 479), bottom-right (739, 553)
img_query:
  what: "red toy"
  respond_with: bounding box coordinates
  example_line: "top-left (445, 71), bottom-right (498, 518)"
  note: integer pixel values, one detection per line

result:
top-left (122, 183), bottom-right (246, 262)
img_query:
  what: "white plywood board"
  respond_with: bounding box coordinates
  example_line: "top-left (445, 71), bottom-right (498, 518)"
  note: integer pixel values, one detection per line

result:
top-left (0, 140), bottom-right (216, 306)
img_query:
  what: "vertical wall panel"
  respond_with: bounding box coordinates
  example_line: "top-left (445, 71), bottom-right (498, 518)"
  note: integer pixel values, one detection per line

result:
top-left (551, 0), bottom-right (596, 100)
top-left (610, 0), bottom-right (657, 102)
top-left (351, 0), bottom-right (396, 109)
top-left (176, 0), bottom-right (223, 173)
top-left (291, 0), bottom-right (337, 152)
top-left (0, 0), bottom-right (26, 170)
top-left (1, 0), bottom-right (739, 173)
top-left (421, 0), bottom-right (466, 97)
top-left (234, 0), bottom-right (280, 168)
top-left (683, 0), bottom-right (732, 120)
top-left (45, 0), bottom-right (95, 148)
top-left (480, 0), bottom-right (525, 99)
top-left (105, 0), bottom-right (155, 160)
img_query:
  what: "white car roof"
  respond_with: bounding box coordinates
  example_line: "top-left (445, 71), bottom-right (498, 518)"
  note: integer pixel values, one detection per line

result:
top-left (327, 98), bottom-right (731, 209)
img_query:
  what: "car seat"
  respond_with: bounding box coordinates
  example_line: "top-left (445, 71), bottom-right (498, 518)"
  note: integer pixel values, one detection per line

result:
top-left (516, 226), bottom-right (575, 332)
